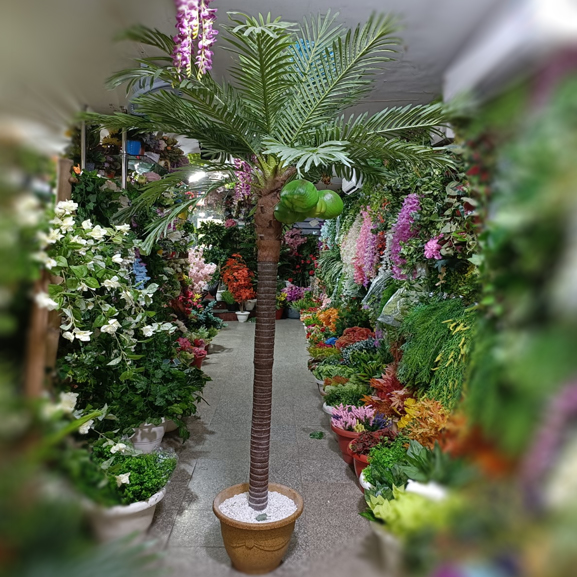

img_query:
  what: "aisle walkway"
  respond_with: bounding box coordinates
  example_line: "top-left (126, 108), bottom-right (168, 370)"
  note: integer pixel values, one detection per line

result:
top-left (151, 320), bottom-right (384, 576)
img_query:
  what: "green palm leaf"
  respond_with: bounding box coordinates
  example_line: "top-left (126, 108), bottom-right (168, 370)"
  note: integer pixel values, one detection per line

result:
top-left (278, 13), bottom-right (400, 144)
top-left (223, 13), bottom-right (297, 134)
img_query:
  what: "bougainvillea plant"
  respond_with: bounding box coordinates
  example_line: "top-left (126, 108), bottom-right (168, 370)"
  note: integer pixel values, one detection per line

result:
top-left (221, 253), bottom-right (256, 309)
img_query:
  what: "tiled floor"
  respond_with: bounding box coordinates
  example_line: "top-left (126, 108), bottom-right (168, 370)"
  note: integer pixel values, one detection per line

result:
top-left (152, 320), bottom-right (386, 576)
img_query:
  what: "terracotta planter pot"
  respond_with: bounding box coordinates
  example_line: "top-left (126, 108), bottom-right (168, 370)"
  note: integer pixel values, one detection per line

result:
top-left (330, 423), bottom-right (359, 465)
top-left (213, 483), bottom-right (304, 575)
top-left (348, 442), bottom-right (370, 479)
top-left (193, 356), bottom-right (205, 369)
top-left (275, 308), bottom-right (284, 320)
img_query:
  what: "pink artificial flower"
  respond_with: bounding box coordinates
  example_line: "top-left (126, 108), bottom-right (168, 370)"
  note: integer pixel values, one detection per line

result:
top-left (424, 234), bottom-right (443, 260)
top-left (224, 219), bottom-right (237, 228)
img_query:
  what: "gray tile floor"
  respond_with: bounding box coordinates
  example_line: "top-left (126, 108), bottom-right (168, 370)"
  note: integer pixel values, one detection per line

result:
top-left (152, 320), bottom-right (386, 576)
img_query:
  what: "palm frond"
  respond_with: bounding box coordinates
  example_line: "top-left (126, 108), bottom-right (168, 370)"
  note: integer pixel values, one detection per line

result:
top-left (107, 60), bottom-right (174, 93)
top-left (222, 13), bottom-right (298, 134)
top-left (277, 13), bottom-right (401, 144)
top-left (262, 138), bottom-right (351, 174)
top-left (79, 111), bottom-right (157, 132)
top-left (115, 25), bottom-right (175, 56)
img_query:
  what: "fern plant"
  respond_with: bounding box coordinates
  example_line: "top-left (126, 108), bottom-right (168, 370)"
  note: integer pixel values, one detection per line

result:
top-left (85, 12), bottom-right (453, 510)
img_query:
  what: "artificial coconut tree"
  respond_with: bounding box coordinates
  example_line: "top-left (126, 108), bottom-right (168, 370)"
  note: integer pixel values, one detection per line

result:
top-left (86, 9), bottom-right (452, 564)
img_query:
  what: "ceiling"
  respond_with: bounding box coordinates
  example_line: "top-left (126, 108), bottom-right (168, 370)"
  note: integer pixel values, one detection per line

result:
top-left (0, 0), bottom-right (502, 153)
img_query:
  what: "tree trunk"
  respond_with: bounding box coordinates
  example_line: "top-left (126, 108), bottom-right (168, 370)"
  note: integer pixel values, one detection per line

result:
top-left (248, 168), bottom-right (295, 510)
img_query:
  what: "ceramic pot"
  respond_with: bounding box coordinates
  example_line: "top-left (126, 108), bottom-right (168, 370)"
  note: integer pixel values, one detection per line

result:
top-left (227, 302), bottom-right (240, 312)
top-left (348, 442), bottom-right (370, 479)
top-left (193, 356), bottom-right (205, 369)
top-left (317, 380), bottom-right (327, 397)
top-left (275, 308), bottom-right (284, 320)
top-left (359, 469), bottom-right (375, 493)
top-left (235, 311), bottom-right (250, 323)
top-left (164, 420), bottom-right (178, 433)
top-left (216, 290), bottom-right (225, 301)
top-left (322, 402), bottom-right (334, 415)
top-left (330, 423), bottom-right (360, 465)
top-left (87, 488), bottom-right (166, 542)
top-left (287, 307), bottom-right (300, 319)
top-left (245, 299), bottom-right (257, 311)
top-left (370, 521), bottom-right (402, 577)
top-left (213, 483), bottom-right (304, 575)
top-left (130, 422), bottom-right (165, 453)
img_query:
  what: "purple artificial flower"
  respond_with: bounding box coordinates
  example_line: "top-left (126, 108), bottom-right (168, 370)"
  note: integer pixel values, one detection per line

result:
top-left (234, 158), bottom-right (253, 204)
top-left (353, 208), bottom-right (380, 287)
top-left (424, 234), bottom-right (443, 260)
top-left (172, 0), bottom-right (217, 78)
top-left (390, 193), bottom-right (421, 280)
top-left (282, 284), bottom-right (307, 302)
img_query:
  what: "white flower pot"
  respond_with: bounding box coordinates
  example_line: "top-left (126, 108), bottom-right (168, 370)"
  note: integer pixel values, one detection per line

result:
top-left (235, 311), bottom-right (250, 323)
top-left (87, 488), bottom-right (166, 542)
top-left (369, 521), bottom-right (402, 577)
top-left (216, 290), bottom-right (225, 301)
top-left (163, 419), bottom-right (178, 433)
top-left (322, 402), bottom-right (334, 415)
top-left (244, 299), bottom-right (257, 311)
top-left (130, 422), bottom-right (165, 453)
top-left (359, 470), bottom-right (375, 492)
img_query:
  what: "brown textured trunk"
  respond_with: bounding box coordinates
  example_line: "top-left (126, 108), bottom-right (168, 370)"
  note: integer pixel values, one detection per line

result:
top-left (248, 167), bottom-right (295, 511)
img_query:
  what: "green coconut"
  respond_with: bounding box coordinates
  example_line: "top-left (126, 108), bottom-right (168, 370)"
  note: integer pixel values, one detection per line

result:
top-left (306, 197), bottom-right (327, 218)
top-left (273, 203), bottom-right (300, 224)
top-left (317, 190), bottom-right (344, 219)
top-left (279, 179), bottom-right (319, 212)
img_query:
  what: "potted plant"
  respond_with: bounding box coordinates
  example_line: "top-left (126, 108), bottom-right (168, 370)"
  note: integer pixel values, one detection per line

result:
top-left (348, 429), bottom-right (397, 481)
top-left (282, 284), bottom-right (307, 319)
top-left (90, 9), bottom-right (451, 572)
top-left (221, 253), bottom-right (256, 322)
top-left (275, 292), bottom-right (287, 320)
top-left (176, 336), bottom-right (208, 369)
top-left (221, 290), bottom-right (238, 311)
top-left (330, 405), bottom-right (390, 464)
top-left (62, 439), bottom-right (177, 542)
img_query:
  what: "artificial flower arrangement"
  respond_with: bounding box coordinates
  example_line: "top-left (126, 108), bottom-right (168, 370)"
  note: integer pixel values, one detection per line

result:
top-left (61, 437), bottom-right (177, 507)
top-left (349, 429), bottom-right (398, 459)
top-left (188, 245), bottom-right (217, 293)
top-left (335, 327), bottom-right (375, 350)
top-left (331, 405), bottom-right (390, 433)
top-left (176, 336), bottom-right (208, 368)
top-left (317, 307), bottom-right (339, 332)
top-left (282, 283), bottom-right (307, 303)
top-left (221, 253), bottom-right (256, 311)
top-left (275, 291), bottom-right (287, 310)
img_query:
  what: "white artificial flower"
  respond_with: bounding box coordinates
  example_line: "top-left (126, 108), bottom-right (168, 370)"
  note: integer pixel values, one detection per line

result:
top-left (69, 235), bottom-right (87, 246)
top-left (86, 225), bottom-right (108, 241)
top-left (82, 219), bottom-right (93, 230)
top-left (59, 392), bottom-right (79, 414)
top-left (62, 331), bottom-right (75, 342)
top-left (142, 325), bottom-right (155, 337)
top-left (49, 216), bottom-right (63, 227)
top-left (86, 301), bottom-right (94, 310)
top-left (110, 442), bottom-right (127, 454)
top-left (167, 230), bottom-right (183, 242)
top-left (14, 194), bottom-right (43, 226)
top-left (34, 292), bottom-right (59, 311)
top-left (59, 216), bottom-right (76, 232)
top-left (78, 419), bottom-right (94, 435)
top-left (73, 329), bottom-right (93, 342)
top-left (36, 231), bottom-right (49, 246)
top-left (115, 224), bottom-right (131, 234)
top-left (405, 480), bottom-right (448, 502)
top-left (78, 282), bottom-right (89, 292)
top-left (101, 319), bottom-right (121, 334)
top-left (120, 290), bottom-right (134, 303)
top-left (46, 229), bottom-right (64, 244)
top-left (44, 257), bottom-right (58, 270)
top-left (55, 200), bottom-right (78, 216)
top-left (115, 473), bottom-right (131, 487)
top-left (103, 276), bottom-right (121, 290)
top-left (111, 254), bottom-right (123, 264)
